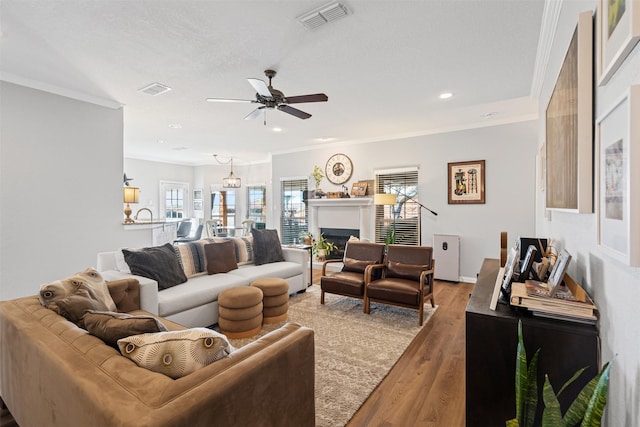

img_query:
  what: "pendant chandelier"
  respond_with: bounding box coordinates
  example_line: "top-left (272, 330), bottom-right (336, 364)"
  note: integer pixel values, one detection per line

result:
top-left (214, 155), bottom-right (241, 188)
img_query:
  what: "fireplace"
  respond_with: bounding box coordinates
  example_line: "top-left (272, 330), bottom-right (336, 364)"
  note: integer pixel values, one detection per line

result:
top-left (320, 227), bottom-right (360, 260)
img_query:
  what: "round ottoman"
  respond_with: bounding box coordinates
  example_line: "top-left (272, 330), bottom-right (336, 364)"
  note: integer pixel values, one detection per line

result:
top-left (218, 286), bottom-right (263, 339)
top-left (251, 277), bottom-right (289, 324)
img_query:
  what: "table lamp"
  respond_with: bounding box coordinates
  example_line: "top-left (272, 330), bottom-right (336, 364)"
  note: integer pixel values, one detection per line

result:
top-left (123, 187), bottom-right (140, 223)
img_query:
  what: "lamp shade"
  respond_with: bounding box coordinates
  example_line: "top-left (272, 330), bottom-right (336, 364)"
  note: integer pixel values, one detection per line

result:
top-left (123, 187), bottom-right (140, 203)
top-left (223, 172), bottom-right (241, 188)
top-left (374, 193), bottom-right (396, 205)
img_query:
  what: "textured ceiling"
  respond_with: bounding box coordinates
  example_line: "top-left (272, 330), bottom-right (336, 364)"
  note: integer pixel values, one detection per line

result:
top-left (0, 0), bottom-right (544, 165)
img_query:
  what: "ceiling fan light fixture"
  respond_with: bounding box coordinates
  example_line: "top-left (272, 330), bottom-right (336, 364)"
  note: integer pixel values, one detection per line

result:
top-left (298, 2), bottom-right (349, 30)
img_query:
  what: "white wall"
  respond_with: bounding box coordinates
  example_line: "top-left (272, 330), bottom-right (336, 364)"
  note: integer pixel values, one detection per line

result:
top-left (536, 2), bottom-right (640, 425)
top-left (273, 119), bottom-right (539, 281)
top-left (0, 82), bottom-right (145, 299)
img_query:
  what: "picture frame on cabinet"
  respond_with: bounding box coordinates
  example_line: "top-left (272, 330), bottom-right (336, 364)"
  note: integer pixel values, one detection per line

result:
top-left (596, 85), bottom-right (640, 266)
top-left (447, 160), bottom-right (485, 204)
top-left (597, 0), bottom-right (640, 85)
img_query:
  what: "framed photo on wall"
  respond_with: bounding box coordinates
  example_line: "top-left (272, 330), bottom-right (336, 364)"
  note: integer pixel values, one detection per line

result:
top-left (596, 85), bottom-right (640, 266)
top-left (597, 0), bottom-right (640, 85)
top-left (545, 11), bottom-right (593, 213)
top-left (447, 160), bottom-right (485, 204)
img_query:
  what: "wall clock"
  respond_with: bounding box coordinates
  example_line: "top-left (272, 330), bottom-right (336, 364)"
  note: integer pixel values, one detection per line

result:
top-left (325, 153), bottom-right (353, 185)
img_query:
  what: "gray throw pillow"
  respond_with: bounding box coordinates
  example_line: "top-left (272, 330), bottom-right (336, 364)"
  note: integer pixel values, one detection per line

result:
top-left (123, 243), bottom-right (188, 290)
top-left (251, 228), bottom-right (285, 265)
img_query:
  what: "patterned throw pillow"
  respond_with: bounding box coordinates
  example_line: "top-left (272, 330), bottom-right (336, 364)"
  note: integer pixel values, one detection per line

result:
top-left (117, 328), bottom-right (235, 379)
top-left (174, 241), bottom-right (207, 277)
top-left (251, 229), bottom-right (285, 266)
top-left (233, 236), bottom-right (254, 265)
top-left (123, 243), bottom-right (188, 290)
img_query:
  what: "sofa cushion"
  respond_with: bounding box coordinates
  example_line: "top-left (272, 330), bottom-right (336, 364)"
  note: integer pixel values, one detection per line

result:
top-left (205, 240), bottom-right (238, 274)
top-left (228, 261), bottom-right (302, 285)
top-left (83, 310), bottom-right (168, 347)
top-left (123, 243), bottom-right (188, 290)
top-left (251, 229), bottom-right (285, 265)
top-left (175, 241), bottom-right (207, 277)
top-left (117, 328), bottom-right (234, 379)
top-left (233, 236), bottom-right (254, 265)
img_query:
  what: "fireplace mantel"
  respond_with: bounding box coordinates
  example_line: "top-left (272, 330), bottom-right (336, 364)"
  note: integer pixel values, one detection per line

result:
top-left (308, 197), bottom-right (374, 242)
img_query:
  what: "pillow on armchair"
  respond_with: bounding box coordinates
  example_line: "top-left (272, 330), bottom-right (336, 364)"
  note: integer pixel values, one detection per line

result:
top-left (251, 229), bottom-right (285, 265)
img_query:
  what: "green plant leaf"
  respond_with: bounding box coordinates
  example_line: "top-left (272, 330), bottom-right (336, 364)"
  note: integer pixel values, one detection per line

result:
top-left (524, 349), bottom-right (540, 427)
top-left (515, 321), bottom-right (528, 425)
top-left (557, 366), bottom-right (588, 398)
top-left (562, 371), bottom-right (602, 426)
top-left (541, 374), bottom-right (563, 426)
top-left (581, 360), bottom-right (613, 427)
top-left (506, 419), bottom-right (520, 427)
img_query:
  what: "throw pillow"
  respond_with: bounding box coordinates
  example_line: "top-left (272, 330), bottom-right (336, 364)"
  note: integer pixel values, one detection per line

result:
top-left (204, 240), bottom-right (238, 274)
top-left (251, 229), bottom-right (285, 265)
top-left (83, 310), bottom-right (168, 348)
top-left (233, 236), bottom-right (254, 265)
top-left (39, 278), bottom-right (109, 327)
top-left (117, 328), bottom-right (235, 379)
top-left (386, 261), bottom-right (428, 281)
top-left (123, 243), bottom-right (188, 290)
top-left (114, 249), bottom-right (132, 273)
top-left (342, 257), bottom-right (376, 274)
top-left (174, 241), bottom-right (207, 277)
top-left (69, 267), bottom-right (117, 311)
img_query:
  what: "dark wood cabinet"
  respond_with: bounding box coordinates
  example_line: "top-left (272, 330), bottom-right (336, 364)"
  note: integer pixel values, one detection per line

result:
top-left (465, 259), bottom-right (600, 427)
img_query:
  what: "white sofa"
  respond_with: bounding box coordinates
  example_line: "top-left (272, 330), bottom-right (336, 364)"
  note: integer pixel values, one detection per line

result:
top-left (97, 244), bottom-right (307, 328)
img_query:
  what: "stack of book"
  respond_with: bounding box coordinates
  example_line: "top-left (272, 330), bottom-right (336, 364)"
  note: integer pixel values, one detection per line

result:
top-left (510, 274), bottom-right (597, 324)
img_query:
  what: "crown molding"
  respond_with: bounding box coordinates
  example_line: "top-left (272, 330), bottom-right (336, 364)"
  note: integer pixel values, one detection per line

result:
top-left (530, 0), bottom-right (564, 98)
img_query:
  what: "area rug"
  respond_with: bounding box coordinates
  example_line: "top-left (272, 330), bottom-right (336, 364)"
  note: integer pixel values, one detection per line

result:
top-left (227, 285), bottom-right (438, 427)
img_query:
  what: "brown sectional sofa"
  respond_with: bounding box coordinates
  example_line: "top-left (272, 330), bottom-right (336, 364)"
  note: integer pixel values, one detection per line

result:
top-left (0, 279), bottom-right (315, 427)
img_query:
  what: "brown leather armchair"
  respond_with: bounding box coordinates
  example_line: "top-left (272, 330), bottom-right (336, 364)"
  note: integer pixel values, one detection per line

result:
top-left (364, 245), bottom-right (435, 326)
top-left (320, 241), bottom-right (386, 308)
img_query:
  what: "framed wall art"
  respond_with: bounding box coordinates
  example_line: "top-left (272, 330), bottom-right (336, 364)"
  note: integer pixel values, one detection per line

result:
top-left (545, 11), bottom-right (592, 213)
top-left (447, 160), bottom-right (485, 204)
top-left (597, 0), bottom-right (640, 85)
top-left (596, 85), bottom-right (639, 266)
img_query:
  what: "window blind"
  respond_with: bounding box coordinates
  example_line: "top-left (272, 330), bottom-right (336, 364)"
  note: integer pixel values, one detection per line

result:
top-left (374, 168), bottom-right (420, 246)
top-left (280, 179), bottom-right (308, 244)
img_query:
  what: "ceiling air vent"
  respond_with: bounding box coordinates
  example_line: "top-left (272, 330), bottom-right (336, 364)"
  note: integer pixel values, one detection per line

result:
top-left (297, 2), bottom-right (350, 30)
top-left (138, 82), bottom-right (172, 96)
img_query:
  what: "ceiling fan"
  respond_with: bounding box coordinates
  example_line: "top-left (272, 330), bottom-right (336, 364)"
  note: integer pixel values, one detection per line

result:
top-left (206, 69), bottom-right (328, 123)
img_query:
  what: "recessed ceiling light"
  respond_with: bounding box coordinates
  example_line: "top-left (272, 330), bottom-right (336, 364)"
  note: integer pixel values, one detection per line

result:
top-left (316, 137), bottom-right (335, 142)
top-left (438, 92), bottom-right (453, 100)
top-left (272, 127), bottom-right (283, 132)
top-left (157, 139), bottom-right (166, 144)
top-left (481, 112), bottom-right (499, 119)
top-left (168, 124), bottom-right (182, 129)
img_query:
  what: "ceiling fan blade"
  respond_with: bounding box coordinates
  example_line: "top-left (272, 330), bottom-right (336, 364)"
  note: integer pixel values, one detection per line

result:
top-left (283, 93), bottom-right (328, 104)
top-left (278, 105), bottom-right (312, 119)
top-left (247, 78), bottom-right (272, 98)
top-left (244, 106), bottom-right (265, 121)
top-left (206, 98), bottom-right (255, 103)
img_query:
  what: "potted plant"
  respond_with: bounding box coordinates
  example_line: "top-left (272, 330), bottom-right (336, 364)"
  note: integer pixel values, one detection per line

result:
top-left (312, 233), bottom-right (337, 261)
top-left (310, 165), bottom-right (324, 195)
top-left (507, 320), bottom-right (613, 427)
top-left (300, 231), bottom-right (313, 246)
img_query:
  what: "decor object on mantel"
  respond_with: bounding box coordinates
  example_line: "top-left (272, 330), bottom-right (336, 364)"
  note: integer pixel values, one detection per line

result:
top-left (214, 154), bottom-right (241, 188)
top-left (310, 165), bottom-right (324, 192)
top-left (123, 187), bottom-right (139, 224)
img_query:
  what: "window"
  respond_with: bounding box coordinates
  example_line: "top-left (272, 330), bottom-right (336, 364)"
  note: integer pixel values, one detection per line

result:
top-left (247, 185), bottom-right (266, 223)
top-left (280, 178), bottom-right (308, 244)
top-left (211, 188), bottom-right (236, 228)
top-left (160, 181), bottom-right (189, 220)
top-left (375, 168), bottom-right (420, 245)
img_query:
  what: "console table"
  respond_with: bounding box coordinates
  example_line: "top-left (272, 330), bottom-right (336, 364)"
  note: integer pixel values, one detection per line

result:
top-left (465, 259), bottom-right (600, 427)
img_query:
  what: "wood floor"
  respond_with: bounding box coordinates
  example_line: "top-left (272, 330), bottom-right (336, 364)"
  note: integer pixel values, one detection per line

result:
top-left (1, 273), bottom-right (473, 427)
